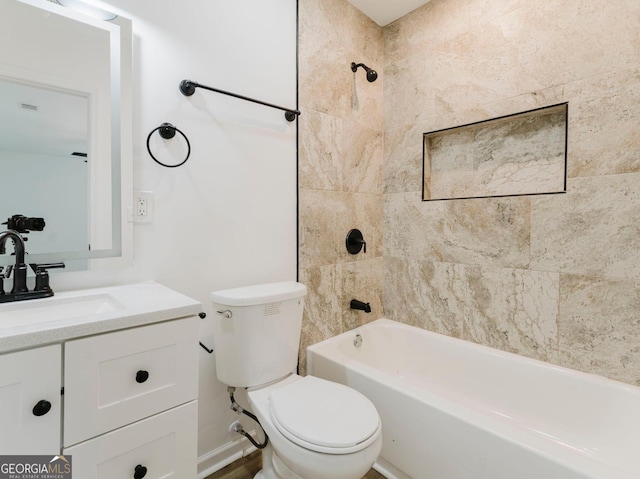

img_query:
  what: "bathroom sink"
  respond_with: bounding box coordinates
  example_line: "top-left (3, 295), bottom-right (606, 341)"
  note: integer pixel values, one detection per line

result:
top-left (0, 282), bottom-right (202, 353)
top-left (0, 293), bottom-right (124, 328)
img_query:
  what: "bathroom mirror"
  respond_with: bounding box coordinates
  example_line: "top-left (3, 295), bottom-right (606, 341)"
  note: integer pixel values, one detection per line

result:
top-left (0, 0), bottom-right (132, 268)
top-left (423, 103), bottom-right (568, 201)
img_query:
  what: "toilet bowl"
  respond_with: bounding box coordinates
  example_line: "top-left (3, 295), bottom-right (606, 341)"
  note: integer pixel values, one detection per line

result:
top-left (210, 281), bottom-right (382, 479)
top-left (247, 374), bottom-right (382, 479)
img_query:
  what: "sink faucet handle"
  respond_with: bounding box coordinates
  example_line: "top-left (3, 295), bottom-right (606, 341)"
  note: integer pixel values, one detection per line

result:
top-left (32, 262), bottom-right (66, 271)
top-left (32, 263), bottom-right (65, 293)
top-left (4, 264), bottom-right (13, 279)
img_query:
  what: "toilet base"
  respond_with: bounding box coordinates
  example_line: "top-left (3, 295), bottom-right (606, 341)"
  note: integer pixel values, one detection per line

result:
top-left (254, 444), bottom-right (302, 479)
top-left (253, 445), bottom-right (278, 479)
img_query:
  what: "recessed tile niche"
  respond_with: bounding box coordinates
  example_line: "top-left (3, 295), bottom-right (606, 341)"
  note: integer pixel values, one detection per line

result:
top-left (422, 103), bottom-right (568, 201)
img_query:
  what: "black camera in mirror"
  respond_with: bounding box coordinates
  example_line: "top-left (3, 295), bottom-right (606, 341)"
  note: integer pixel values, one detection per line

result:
top-left (3, 215), bottom-right (46, 234)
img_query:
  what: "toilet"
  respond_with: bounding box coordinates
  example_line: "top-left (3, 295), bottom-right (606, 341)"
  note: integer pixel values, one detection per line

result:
top-left (210, 281), bottom-right (382, 479)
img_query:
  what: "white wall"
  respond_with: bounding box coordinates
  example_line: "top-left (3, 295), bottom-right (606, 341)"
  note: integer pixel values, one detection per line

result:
top-left (54, 0), bottom-right (298, 474)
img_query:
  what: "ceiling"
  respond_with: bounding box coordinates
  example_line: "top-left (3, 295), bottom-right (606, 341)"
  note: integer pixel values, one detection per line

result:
top-left (347, 0), bottom-right (432, 26)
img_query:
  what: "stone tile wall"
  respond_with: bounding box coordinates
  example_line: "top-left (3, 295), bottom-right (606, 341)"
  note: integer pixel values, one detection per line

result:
top-left (300, 0), bottom-right (640, 386)
top-left (383, 0), bottom-right (640, 385)
top-left (298, 0), bottom-right (384, 372)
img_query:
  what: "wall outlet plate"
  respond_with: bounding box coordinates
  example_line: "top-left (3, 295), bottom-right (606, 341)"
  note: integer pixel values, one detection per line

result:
top-left (133, 191), bottom-right (154, 223)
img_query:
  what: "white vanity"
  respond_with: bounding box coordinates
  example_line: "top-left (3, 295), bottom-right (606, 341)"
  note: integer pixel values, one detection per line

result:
top-left (0, 282), bottom-right (201, 479)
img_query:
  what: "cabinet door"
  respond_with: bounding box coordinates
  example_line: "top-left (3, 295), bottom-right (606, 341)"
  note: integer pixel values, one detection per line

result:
top-left (0, 344), bottom-right (61, 454)
top-left (64, 317), bottom-right (199, 446)
top-left (63, 401), bottom-right (197, 479)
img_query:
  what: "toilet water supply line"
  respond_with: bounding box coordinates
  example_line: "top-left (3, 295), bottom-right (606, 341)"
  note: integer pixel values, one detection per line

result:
top-left (228, 386), bottom-right (269, 449)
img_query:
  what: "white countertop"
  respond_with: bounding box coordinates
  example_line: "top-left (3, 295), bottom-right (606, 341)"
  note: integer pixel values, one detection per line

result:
top-left (0, 282), bottom-right (201, 353)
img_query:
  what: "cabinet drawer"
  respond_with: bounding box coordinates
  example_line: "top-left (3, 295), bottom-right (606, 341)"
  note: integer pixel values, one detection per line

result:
top-left (64, 317), bottom-right (198, 446)
top-left (64, 401), bottom-right (197, 479)
top-left (0, 344), bottom-right (61, 454)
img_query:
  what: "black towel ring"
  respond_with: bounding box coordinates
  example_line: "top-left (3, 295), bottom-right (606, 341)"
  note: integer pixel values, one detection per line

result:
top-left (146, 122), bottom-right (191, 168)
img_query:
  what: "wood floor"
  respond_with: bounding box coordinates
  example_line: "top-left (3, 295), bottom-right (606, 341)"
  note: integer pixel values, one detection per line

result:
top-left (205, 450), bottom-right (387, 479)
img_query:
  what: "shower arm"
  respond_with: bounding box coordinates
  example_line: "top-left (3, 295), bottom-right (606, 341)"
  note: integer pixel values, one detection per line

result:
top-left (179, 80), bottom-right (301, 122)
top-left (350, 62), bottom-right (378, 82)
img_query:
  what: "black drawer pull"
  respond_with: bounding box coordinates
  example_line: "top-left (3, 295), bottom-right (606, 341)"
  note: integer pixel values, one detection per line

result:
top-left (134, 464), bottom-right (147, 479)
top-left (135, 370), bottom-right (149, 383)
top-left (32, 399), bottom-right (52, 417)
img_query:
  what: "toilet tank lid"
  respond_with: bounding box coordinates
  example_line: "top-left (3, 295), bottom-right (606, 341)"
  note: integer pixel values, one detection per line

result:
top-left (210, 281), bottom-right (307, 306)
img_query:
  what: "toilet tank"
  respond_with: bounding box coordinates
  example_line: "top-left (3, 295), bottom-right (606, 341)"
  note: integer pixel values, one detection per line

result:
top-left (210, 281), bottom-right (307, 388)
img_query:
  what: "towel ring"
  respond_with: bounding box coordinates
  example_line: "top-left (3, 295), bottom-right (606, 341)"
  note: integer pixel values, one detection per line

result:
top-left (146, 122), bottom-right (191, 168)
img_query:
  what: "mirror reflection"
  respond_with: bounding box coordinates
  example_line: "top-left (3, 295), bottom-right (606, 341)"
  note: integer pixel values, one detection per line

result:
top-left (0, 79), bottom-right (89, 262)
top-left (0, 0), bottom-right (129, 268)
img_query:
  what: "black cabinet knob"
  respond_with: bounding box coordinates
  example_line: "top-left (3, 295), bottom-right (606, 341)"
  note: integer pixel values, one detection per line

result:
top-left (134, 464), bottom-right (147, 479)
top-left (32, 400), bottom-right (52, 417)
top-left (135, 370), bottom-right (149, 383)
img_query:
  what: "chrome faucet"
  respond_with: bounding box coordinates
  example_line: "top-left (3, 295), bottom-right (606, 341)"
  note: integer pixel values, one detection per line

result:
top-left (0, 230), bottom-right (28, 294)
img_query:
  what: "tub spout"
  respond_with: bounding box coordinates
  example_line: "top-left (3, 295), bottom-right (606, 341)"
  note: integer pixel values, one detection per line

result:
top-left (350, 299), bottom-right (371, 313)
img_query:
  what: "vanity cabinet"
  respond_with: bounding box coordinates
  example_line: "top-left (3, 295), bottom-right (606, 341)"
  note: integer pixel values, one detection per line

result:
top-left (0, 316), bottom-right (198, 478)
top-left (0, 345), bottom-right (61, 454)
top-left (63, 317), bottom-right (199, 446)
top-left (64, 401), bottom-right (197, 479)
top-left (62, 316), bottom-right (199, 478)
top-left (0, 282), bottom-right (201, 477)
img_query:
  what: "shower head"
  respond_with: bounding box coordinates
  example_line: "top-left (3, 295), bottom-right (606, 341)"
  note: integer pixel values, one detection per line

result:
top-left (351, 62), bottom-right (378, 82)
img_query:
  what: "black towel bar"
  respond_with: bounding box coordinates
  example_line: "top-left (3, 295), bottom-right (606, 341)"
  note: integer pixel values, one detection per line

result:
top-left (179, 79), bottom-right (300, 122)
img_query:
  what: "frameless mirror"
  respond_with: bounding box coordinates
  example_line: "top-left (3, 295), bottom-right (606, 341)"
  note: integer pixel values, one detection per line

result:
top-left (0, 0), bottom-right (131, 269)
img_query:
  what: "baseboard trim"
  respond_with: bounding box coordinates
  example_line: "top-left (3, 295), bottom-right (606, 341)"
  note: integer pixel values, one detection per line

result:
top-left (197, 434), bottom-right (257, 478)
top-left (373, 457), bottom-right (411, 479)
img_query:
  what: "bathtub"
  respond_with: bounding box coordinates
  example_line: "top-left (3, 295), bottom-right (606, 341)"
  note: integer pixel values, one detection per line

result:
top-left (306, 318), bottom-right (640, 479)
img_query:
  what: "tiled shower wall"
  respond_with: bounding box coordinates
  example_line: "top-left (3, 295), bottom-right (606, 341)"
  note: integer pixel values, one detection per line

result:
top-left (300, 0), bottom-right (640, 386)
top-left (298, 0), bottom-right (384, 371)
top-left (383, 0), bottom-right (640, 386)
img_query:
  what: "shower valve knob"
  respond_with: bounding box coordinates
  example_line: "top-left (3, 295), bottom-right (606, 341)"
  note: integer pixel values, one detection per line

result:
top-left (346, 229), bottom-right (367, 254)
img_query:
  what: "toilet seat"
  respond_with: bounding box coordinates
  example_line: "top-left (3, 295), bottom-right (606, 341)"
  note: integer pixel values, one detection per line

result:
top-left (269, 376), bottom-right (380, 455)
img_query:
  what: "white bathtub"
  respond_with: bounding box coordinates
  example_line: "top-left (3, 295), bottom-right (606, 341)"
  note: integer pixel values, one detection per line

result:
top-left (307, 318), bottom-right (640, 479)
